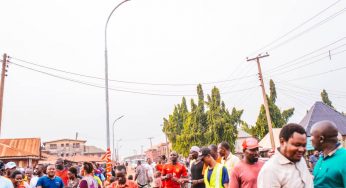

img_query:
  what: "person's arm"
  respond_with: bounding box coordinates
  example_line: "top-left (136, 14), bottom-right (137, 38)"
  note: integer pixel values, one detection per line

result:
top-left (221, 166), bottom-right (229, 188)
top-left (60, 179), bottom-right (65, 188)
top-left (228, 167), bottom-right (240, 188)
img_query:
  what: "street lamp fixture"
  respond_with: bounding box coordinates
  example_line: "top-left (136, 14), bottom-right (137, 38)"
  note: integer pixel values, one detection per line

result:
top-left (112, 115), bottom-right (124, 161)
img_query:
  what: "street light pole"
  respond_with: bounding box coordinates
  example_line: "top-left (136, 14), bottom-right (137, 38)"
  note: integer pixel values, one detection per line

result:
top-left (112, 115), bottom-right (124, 161)
top-left (104, 0), bottom-right (130, 153)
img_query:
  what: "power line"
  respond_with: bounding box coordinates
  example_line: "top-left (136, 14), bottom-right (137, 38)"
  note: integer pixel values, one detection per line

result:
top-left (265, 37), bottom-right (346, 73)
top-left (269, 49), bottom-right (346, 76)
top-left (266, 7), bottom-right (346, 52)
top-left (286, 66), bottom-right (346, 82)
top-left (9, 56), bottom-right (257, 86)
top-left (10, 62), bottom-right (258, 97)
top-left (249, 0), bottom-right (342, 55)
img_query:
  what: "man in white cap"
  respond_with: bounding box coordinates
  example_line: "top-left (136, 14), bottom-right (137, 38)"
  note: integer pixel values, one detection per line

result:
top-left (0, 160), bottom-right (14, 188)
top-left (5, 161), bottom-right (17, 178)
top-left (189, 146), bottom-right (205, 188)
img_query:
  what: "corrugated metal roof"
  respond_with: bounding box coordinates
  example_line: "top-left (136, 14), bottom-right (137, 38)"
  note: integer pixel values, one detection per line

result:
top-left (0, 138), bottom-right (41, 158)
top-left (43, 139), bottom-right (86, 144)
top-left (299, 101), bottom-right (346, 136)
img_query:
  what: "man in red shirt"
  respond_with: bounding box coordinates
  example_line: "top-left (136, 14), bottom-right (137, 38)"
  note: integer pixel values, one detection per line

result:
top-left (229, 138), bottom-right (264, 188)
top-left (161, 151), bottom-right (188, 188)
top-left (55, 158), bottom-right (69, 186)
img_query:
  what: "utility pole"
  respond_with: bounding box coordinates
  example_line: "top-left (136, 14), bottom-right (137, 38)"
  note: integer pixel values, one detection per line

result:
top-left (247, 53), bottom-right (275, 150)
top-left (0, 54), bottom-right (8, 137)
top-left (147, 137), bottom-right (153, 149)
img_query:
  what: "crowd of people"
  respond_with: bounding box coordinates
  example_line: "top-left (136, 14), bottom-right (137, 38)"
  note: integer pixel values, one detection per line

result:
top-left (1, 120), bottom-right (346, 188)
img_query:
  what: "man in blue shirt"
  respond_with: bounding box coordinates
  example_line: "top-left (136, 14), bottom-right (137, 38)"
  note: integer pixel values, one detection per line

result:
top-left (36, 165), bottom-right (64, 188)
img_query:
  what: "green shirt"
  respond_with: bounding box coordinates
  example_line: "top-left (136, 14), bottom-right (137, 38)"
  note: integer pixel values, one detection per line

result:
top-left (313, 146), bottom-right (346, 188)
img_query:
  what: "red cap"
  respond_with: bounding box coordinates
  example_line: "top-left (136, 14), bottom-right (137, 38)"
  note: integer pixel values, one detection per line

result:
top-left (242, 138), bottom-right (259, 150)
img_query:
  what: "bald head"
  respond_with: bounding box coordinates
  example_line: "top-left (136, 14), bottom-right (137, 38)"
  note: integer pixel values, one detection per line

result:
top-left (310, 120), bottom-right (339, 151)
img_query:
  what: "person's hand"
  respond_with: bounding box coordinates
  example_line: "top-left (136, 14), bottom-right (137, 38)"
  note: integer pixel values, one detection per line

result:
top-left (192, 180), bottom-right (198, 185)
top-left (166, 174), bottom-right (173, 179)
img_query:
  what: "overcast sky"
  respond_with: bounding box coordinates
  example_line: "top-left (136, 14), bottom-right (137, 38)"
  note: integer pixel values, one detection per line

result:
top-left (1, 0), bottom-right (346, 158)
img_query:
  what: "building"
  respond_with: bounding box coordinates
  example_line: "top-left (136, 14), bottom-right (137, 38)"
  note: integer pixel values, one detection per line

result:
top-left (84, 145), bottom-right (106, 158)
top-left (0, 138), bottom-right (41, 168)
top-left (145, 142), bottom-right (170, 162)
top-left (258, 128), bottom-right (282, 150)
top-left (42, 139), bottom-right (87, 157)
top-left (42, 139), bottom-right (106, 159)
top-left (300, 101), bottom-right (346, 148)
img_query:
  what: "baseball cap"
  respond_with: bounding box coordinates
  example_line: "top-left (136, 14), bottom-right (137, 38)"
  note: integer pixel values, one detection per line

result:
top-left (190, 146), bottom-right (200, 153)
top-left (5, 161), bottom-right (16, 169)
top-left (197, 147), bottom-right (211, 161)
top-left (242, 138), bottom-right (259, 150)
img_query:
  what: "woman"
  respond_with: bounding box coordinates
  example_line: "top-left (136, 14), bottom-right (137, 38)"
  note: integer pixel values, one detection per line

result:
top-left (66, 166), bottom-right (80, 188)
top-left (79, 162), bottom-right (101, 188)
top-left (11, 170), bottom-right (29, 188)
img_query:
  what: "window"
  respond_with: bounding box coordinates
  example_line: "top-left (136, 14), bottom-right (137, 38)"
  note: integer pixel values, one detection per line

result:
top-left (61, 153), bottom-right (64, 157)
top-left (61, 144), bottom-right (64, 147)
top-left (66, 153), bottom-right (69, 157)
top-left (50, 144), bottom-right (57, 149)
top-left (66, 143), bottom-right (69, 147)
top-left (73, 143), bottom-right (80, 148)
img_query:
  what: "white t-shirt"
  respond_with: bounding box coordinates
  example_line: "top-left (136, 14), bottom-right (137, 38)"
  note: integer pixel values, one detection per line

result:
top-left (0, 176), bottom-right (14, 188)
top-left (29, 176), bottom-right (39, 188)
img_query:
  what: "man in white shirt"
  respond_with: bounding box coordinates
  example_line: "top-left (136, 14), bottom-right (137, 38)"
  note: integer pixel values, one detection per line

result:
top-left (257, 123), bottom-right (313, 188)
top-left (218, 141), bottom-right (240, 178)
top-left (0, 160), bottom-right (14, 188)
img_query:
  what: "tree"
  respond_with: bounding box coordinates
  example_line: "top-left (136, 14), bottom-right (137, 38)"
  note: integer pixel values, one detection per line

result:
top-left (162, 85), bottom-right (243, 156)
top-left (242, 79), bottom-right (294, 139)
top-left (321, 89), bottom-right (334, 108)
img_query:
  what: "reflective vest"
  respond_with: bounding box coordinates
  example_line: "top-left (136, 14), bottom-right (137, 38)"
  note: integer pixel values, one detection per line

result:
top-left (203, 163), bottom-right (224, 188)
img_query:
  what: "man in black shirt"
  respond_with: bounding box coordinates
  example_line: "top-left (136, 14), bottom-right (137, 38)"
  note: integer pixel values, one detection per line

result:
top-left (189, 146), bottom-right (205, 188)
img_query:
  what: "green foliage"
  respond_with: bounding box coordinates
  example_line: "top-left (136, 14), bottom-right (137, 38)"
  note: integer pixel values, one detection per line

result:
top-left (321, 89), bottom-right (334, 108)
top-left (242, 79), bottom-right (295, 139)
top-left (162, 84), bottom-right (242, 157)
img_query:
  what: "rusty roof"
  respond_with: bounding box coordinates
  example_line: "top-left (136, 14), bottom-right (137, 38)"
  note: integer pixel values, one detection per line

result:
top-left (0, 138), bottom-right (41, 158)
top-left (43, 139), bottom-right (86, 144)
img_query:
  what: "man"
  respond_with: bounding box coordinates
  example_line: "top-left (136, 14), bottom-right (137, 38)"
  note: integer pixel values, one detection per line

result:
top-left (36, 165), bottom-right (64, 188)
top-left (218, 141), bottom-right (240, 178)
top-left (0, 160), bottom-right (14, 188)
top-left (5, 161), bottom-right (17, 178)
top-left (208, 145), bottom-right (221, 163)
top-left (229, 138), bottom-right (264, 188)
top-left (161, 151), bottom-right (188, 188)
top-left (198, 147), bottom-right (229, 188)
top-left (310, 120), bottom-right (346, 188)
top-left (55, 158), bottom-right (68, 186)
top-left (30, 164), bottom-right (45, 188)
top-left (257, 123), bottom-right (313, 188)
top-left (144, 158), bottom-right (155, 186)
top-left (24, 168), bottom-right (35, 188)
top-left (135, 160), bottom-right (149, 188)
top-left (308, 150), bottom-right (319, 171)
top-left (110, 165), bottom-right (138, 188)
top-left (189, 146), bottom-right (205, 188)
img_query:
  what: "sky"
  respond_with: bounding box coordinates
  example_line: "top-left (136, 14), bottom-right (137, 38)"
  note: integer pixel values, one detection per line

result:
top-left (1, 0), bottom-right (346, 159)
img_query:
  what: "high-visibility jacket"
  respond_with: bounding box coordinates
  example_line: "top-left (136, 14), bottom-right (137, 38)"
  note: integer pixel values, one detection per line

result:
top-left (203, 163), bottom-right (224, 188)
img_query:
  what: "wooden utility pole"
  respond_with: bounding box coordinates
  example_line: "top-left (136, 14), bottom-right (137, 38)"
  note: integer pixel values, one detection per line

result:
top-left (0, 54), bottom-right (8, 137)
top-left (247, 53), bottom-right (275, 150)
top-left (147, 137), bottom-right (153, 149)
